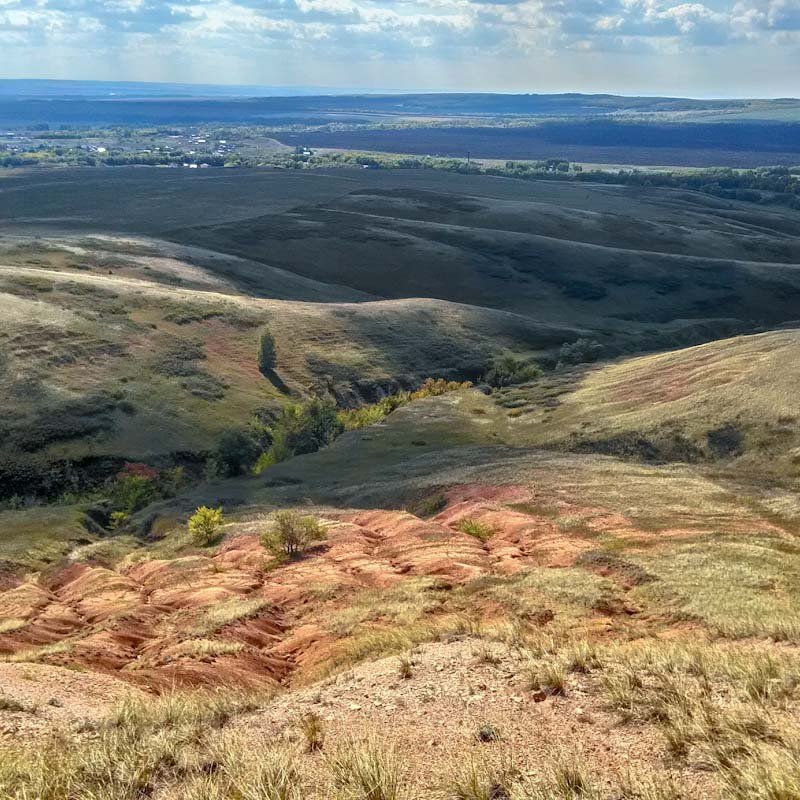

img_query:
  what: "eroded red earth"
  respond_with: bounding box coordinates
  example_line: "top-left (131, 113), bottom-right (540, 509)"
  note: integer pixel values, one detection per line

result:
top-left (0, 485), bottom-right (767, 690)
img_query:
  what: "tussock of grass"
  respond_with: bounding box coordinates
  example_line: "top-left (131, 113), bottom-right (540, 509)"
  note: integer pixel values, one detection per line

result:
top-left (0, 690), bottom-right (276, 800)
top-left (0, 695), bottom-right (36, 713)
top-left (161, 638), bottom-right (245, 662)
top-left (457, 518), bottom-right (496, 542)
top-left (0, 618), bottom-right (26, 634)
top-left (299, 712), bottom-right (324, 753)
top-left (188, 597), bottom-right (270, 635)
top-left (449, 758), bottom-right (519, 800)
top-left (0, 640), bottom-right (73, 663)
top-left (512, 758), bottom-right (598, 799)
top-left (472, 642), bottom-right (502, 665)
top-left (397, 655), bottom-right (413, 679)
top-left (327, 735), bottom-right (403, 800)
top-left (615, 772), bottom-right (683, 800)
top-left (526, 659), bottom-right (567, 696)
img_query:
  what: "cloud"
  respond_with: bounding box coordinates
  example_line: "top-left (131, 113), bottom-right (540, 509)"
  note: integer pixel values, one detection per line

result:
top-left (735, 0), bottom-right (800, 29)
top-left (0, 0), bottom-right (797, 91)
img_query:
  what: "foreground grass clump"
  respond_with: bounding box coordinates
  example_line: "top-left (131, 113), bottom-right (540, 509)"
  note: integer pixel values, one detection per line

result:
top-left (0, 691), bottom-right (411, 800)
top-left (327, 735), bottom-right (403, 800)
top-left (0, 690), bottom-right (270, 800)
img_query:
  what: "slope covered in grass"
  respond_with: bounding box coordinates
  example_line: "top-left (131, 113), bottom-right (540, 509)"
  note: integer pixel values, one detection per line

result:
top-left (0, 233), bottom-right (579, 499)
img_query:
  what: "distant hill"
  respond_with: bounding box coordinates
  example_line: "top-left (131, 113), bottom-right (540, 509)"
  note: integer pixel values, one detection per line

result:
top-left (0, 84), bottom-right (797, 126)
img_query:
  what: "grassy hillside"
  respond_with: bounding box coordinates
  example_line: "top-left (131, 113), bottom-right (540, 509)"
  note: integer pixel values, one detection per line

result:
top-left (489, 329), bottom-right (800, 480)
top-left (163, 174), bottom-right (800, 350)
top-left (1, 166), bottom-right (799, 502)
top-left (152, 329), bottom-right (800, 521)
top-left (0, 232), bottom-right (579, 499)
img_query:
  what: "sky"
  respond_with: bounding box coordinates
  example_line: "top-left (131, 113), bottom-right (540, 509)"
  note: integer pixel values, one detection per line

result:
top-left (0, 0), bottom-right (798, 96)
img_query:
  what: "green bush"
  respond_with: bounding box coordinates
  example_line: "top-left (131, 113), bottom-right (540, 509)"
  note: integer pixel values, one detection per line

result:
top-left (111, 475), bottom-right (157, 515)
top-left (483, 352), bottom-right (542, 388)
top-left (255, 399), bottom-right (343, 472)
top-left (188, 506), bottom-right (224, 546)
top-left (557, 338), bottom-right (605, 367)
top-left (215, 428), bottom-right (261, 477)
top-left (261, 511), bottom-right (326, 558)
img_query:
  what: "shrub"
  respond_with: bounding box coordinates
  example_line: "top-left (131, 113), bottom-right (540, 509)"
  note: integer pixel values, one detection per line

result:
top-left (255, 399), bottom-right (344, 471)
top-left (338, 378), bottom-right (472, 431)
top-left (483, 352), bottom-right (542, 388)
top-left (188, 506), bottom-right (224, 546)
top-left (261, 511), bottom-right (326, 558)
top-left (557, 338), bottom-right (604, 367)
top-left (111, 463), bottom-right (160, 516)
top-left (258, 329), bottom-right (277, 376)
top-left (216, 428), bottom-right (262, 477)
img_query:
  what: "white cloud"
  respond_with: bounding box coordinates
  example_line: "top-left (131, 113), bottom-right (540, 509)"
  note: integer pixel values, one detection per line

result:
top-left (0, 0), bottom-right (797, 91)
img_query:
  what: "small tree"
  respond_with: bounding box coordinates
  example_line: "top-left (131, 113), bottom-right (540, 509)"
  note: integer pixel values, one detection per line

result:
top-left (483, 351), bottom-right (542, 388)
top-left (258, 329), bottom-right (277, 376)
top-left (215, 428), bottom-right (261, 477)
top-left (188, 506), bottom-right (224, 546)
top-left (261, 511), bottom-right (325, 558)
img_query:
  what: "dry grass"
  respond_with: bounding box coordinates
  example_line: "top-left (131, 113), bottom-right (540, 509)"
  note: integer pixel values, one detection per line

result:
top-left (0, 690), bottom-right (376, 800)
top-left (298, 712), bottom-right (325, 753)
top-left (0, 640), bottom-right (74, 664)
top-left (632, 536), bottom-right (800, 643)
top-left (187, 597), bottom-right (270, 635)
top-left (448, 758), bottom-right (519, 800)
top-left (525, 658), bottom-right (568, 696)
top-left (0, 618), bottom-right (26, 634)
top-left (160, 638), bottom-right (245, 663)
top-left (327, 735), bottom-right (403, 800)
top-left (0, 695), bottom-right (36, 713)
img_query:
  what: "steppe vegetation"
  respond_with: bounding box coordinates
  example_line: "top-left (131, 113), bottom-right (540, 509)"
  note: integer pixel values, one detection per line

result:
top-left (2, 165), bottom-right (800, 797)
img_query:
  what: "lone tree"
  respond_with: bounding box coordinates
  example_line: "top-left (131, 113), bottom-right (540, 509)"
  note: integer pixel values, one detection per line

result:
top-left (261, 510), bottom-right (325, 558)
top-left (258, 329), bottom-right (277, 376)
top-left (188, 506), bottom-right (224, 546)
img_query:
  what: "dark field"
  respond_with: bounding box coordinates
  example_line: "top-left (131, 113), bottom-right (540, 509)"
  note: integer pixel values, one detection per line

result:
top-left (277, 122), bottom-right (800, 167)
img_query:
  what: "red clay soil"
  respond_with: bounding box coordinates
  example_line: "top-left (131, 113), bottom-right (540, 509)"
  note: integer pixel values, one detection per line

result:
top-left (0, 487), bottom-right (677, 690)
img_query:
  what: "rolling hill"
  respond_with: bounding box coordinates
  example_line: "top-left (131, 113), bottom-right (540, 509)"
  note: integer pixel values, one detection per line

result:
top-left (3, 165), bottom-right (800, 799)
top-left (1, 167), bottom-right (799, 502)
